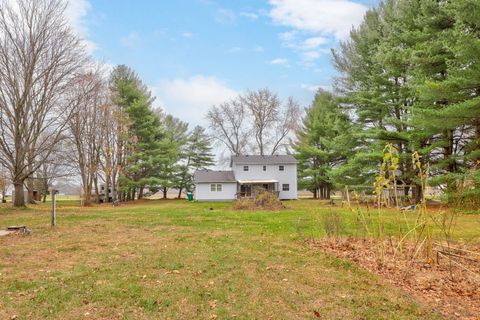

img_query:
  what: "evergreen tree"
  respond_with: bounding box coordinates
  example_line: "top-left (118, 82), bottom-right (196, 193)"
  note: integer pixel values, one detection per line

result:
top-left (176, 126), bottom-right (215, 198)
top-left (156, 114), bottom-right (189, 199)
top-left (110, 65), bottom-right (167, 200)
top-left (413, 0), bottom-right (480, 201)
top-left (294, 90), bottom-right (354, 199)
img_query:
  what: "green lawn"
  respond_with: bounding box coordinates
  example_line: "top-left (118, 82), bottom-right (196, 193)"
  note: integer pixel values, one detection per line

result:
top-left (1, 200), bottom-right (477, 319)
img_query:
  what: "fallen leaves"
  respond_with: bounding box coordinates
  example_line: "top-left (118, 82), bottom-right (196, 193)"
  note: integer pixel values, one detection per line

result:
top-left (208, 299), bottom-right (217, 309)
top-left (309, 238), bottom-right (480, 320)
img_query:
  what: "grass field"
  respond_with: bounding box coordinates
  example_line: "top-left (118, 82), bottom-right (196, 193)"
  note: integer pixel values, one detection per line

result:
top-left (1, 200), bottom-right (478, 319)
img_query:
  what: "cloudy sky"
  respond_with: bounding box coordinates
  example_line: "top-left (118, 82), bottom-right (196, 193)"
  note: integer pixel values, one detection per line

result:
top-left (70, 0), bottom-right (377, 127)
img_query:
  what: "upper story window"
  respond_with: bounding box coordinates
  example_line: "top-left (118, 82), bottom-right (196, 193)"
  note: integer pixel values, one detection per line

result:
top-left (263, 165), bottom-right (266, 171)
top-left (282, 184), bottom-right (289, 191)
top-left (279, 165), bottom-right (284, 171)
top-left (243, 165), bottom-right (249, 171)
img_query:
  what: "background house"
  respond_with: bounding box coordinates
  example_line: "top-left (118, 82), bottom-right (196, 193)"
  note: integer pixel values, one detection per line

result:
top-left (193, 155), bottom-right (297, 201)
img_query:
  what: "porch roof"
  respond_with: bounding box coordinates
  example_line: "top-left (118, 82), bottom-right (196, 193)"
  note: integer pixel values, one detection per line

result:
top-left (237, 179), bottom-right (278, 184)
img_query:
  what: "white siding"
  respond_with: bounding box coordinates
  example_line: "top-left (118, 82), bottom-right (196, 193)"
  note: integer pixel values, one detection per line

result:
top-left (195, 182), bottom-right (237, 201)
top-left (232, 163), bottom-right (297, 199)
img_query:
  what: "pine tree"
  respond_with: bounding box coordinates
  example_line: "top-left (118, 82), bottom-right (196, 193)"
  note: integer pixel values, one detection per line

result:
top-left (413, 0), bottom-right (480, 201)
top-left (294, 90), bottom-right (354, 199)
top-left (176, 126), bottom-right (215, 198)
top-left (110, 65), bottom-right (167, 200)
top-left (156, 114), bottom-right (189, 199)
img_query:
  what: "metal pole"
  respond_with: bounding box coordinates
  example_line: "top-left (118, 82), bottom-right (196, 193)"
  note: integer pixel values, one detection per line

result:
top-left (51, 189), bottom-right (56, 226)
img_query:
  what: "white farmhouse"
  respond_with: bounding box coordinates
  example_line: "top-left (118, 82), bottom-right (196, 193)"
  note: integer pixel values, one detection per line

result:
top-left (193, 155), bottom-right (297, 201)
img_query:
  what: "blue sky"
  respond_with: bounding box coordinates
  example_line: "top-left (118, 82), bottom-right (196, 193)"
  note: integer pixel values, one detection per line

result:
top-left (71, 0), bottom-right (377, 127)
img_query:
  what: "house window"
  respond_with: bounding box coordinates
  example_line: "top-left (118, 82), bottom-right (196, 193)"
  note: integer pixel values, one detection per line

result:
top-left (263, 165), bottom-right (266, 171)
top-left (282, 184), bottom-right (289, 191)
top-left (279, 165), bottom-right (284, 171)
top-left (243, 165), bottom-right (249, 171)
top-left (210, 184), bottom-right (223, 192)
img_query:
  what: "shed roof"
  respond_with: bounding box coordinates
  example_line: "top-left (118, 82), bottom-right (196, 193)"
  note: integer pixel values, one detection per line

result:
top-left (231, 154), bottom-right (297, 165)
top-left (193, 170), bottom-right (236, 183)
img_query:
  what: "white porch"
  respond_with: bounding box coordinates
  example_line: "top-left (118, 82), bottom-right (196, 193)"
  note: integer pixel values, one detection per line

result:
top-left (236, 179), bottom-right (279, 199)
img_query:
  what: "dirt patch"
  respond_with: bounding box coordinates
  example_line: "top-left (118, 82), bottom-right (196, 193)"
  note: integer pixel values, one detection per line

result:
top-left (307, 237), bottom-right (480, 320)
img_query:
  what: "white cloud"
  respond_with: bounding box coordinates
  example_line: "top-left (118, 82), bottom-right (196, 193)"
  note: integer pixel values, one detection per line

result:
top-left (150, 75), bottom-right (238, 126)
top-left (240, 12), bottom-right (259, 20)
top-left (279, 31), bottom-right (297, 48)
top-left (270, 0), bottom-right (367, 65)
top-left (301, 83), bottom-right (331, 92)
top-left (302, 51), bottom-right (321, 61)
top-left (269, 0), bottom-right (368, 39)
top-left (302, 36), bottom-right (328, 49)
top-left (215, 8), bottom-right (236, 24)
top-left (182, 32), bottom-right (194, 38)
top-left (270, 58), bottom-right (288, 65)
top-left (279, 32), bottom-right (328, 63)
top-left (120, 32), bottom-right (141, 49)
top-left (64, 0), bottom-right (97, 54)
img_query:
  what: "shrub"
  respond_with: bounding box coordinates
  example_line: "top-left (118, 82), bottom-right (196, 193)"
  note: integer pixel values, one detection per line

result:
top-left (234, 189), bottom-right (285, 210)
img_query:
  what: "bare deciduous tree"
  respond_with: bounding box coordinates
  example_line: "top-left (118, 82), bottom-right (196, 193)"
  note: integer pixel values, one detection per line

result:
top-left (0, 0), bottom-right (87, 206)
top-left (35, 141), bottom-right (75, 202)
top-left (66, 70), bottom-right (107, 206)
top-left (207, 88), bottom-right (300, 157)
top-left (241, 89), bottom-right (280, 156)
top-left (207, 98), bottom-right (249, 156)
top-left (100, 101), bottom-right (124, 203)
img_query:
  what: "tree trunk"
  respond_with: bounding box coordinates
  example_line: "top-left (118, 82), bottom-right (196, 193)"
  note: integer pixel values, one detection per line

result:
top-left (26, 176), bottom-right (36, 204)
top-left (105, 177), bottom-right (110, 203)
top-left (313, 189), bottom-right (317, 199)
top-left (319, 186), bottom-right (325, 199)
top-left (163, 187), bottom-right (167, 199)
top-left (42, 178), bottom-right (48, 203)
top-left (444, 129), bottom-right (456, 192)
top-left (138, 186), bottom-right (144, 199)
top-left (413, 184), bottom-right (422, 204)
top-left (177, 187), bottom-right (183, 199)
top-left (83, 185), bottom-right (92, 206)
top-left (94, 176), bottom-right (100, 203)
top-left (13, 182), bottom-right (25, 207)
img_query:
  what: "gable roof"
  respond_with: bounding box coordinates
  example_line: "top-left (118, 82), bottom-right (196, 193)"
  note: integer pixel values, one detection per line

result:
top-left (193, 170), bottom-right (236, 183)
top-left (231, 154), bottom-right (297, 165)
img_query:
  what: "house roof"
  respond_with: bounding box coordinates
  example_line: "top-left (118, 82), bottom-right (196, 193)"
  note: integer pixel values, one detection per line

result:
top-left (193, 170), bottom-right (236, 183)
top-left (231, 154), bottom-right (297, 165)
